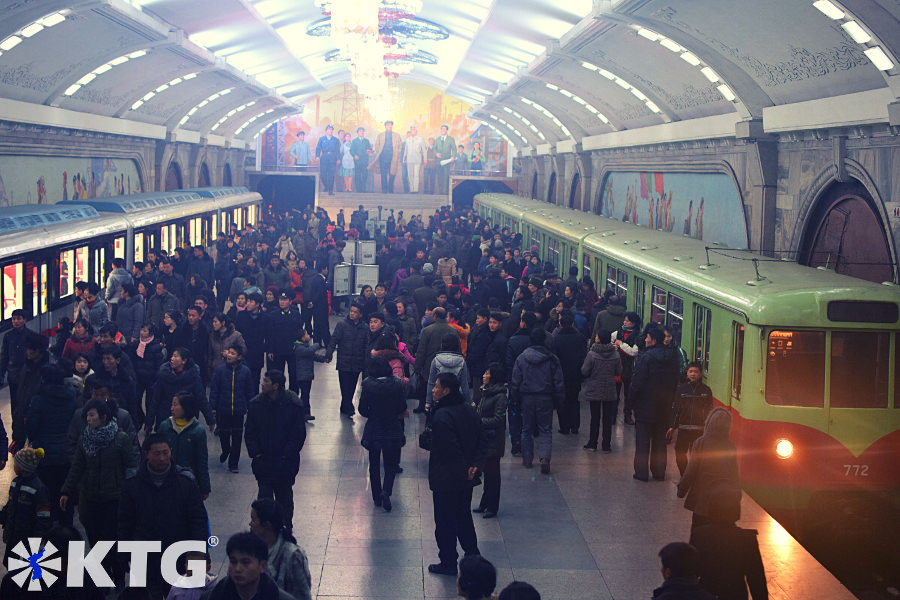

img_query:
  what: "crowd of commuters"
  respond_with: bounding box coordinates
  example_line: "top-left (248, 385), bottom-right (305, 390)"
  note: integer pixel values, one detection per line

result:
top-left (0, 200), bottom-right (764, 599)
top-left (291, 121), bottom-right (488, 196)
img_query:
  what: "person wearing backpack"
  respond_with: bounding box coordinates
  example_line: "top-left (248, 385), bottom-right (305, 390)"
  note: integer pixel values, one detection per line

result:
top-left (425, 334), bottom-right (471, 413)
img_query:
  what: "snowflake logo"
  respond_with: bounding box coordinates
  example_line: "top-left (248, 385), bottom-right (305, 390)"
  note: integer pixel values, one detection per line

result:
top-left (7, 538), bottom-right (61, 591)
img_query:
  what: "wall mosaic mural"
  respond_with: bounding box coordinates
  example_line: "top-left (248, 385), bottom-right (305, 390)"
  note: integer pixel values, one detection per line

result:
top-left (0, 156), bottom-right (141, 207)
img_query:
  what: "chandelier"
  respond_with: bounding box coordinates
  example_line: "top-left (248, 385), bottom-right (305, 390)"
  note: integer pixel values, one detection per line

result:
top-left (316, 0), bottom-right (426, 111)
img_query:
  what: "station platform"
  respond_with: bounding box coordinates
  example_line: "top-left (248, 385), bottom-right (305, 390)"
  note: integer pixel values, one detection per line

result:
top-left (0, 329), bottom-right (856, 599)
top-left (315, 191), bottom-right (450, 221)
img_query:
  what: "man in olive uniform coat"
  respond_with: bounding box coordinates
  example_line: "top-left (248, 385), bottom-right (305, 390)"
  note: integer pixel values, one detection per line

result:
top-left (433, 125), bottom-right (456, 196)
top-left (350, 127), bottom-right (373, 192)
top-left (368, 120), bottom-right (403, 193)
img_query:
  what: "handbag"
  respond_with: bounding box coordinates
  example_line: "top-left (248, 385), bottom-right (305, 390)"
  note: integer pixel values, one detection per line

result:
top-left (418, 425), bottom-right (433, 451)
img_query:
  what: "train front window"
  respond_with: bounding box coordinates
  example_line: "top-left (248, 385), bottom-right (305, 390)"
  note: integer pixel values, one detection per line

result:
top-left (765, 331), bottom-right (825, 407)
top-left (2, 263), bottom-right (23, 319)
top-left (60, 250), bottom-right (74, 298)
top-left (732, 324), bottom-right (744, 399)
top-left (831, 331), bottom-right (890, 408)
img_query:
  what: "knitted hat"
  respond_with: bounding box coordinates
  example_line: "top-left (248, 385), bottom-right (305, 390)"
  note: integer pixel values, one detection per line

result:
top-left (14, 447), bottom-right (44, 473)
top-left (422, 263), bottom-right (434, 274)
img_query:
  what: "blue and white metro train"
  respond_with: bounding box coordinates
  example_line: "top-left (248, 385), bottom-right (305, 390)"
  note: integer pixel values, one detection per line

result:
top-left (0, 187), bottom-right (261, 338)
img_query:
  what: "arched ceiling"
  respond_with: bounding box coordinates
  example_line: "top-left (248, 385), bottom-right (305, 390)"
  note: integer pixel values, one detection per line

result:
top-left (0, 0), bottom-right (898, 150)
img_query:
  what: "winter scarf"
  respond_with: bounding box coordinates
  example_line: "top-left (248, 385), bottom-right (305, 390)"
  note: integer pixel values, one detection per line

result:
top-left (82, 418), bottom-right (119, 457)
top-left (136, 334), bottom-right (154, 358)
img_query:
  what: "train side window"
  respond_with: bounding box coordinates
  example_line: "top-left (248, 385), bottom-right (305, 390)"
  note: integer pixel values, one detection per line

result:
top-left (114, 237), bottom-right (125, 260)
top-left (765, 331), bottom-right (825, 407)
top-left (830, 331), bottom-right (889, 408)
top-left (569, 246), bottom-right (577, 270)
top-left (616, 270), bottom-right (627, 303)
top-left (651, 285), bottom-right (667, 324)
top-left (606, 265), bottom-right (617, 294)
top-left (732, 324), bottom-right (744, 399)
top-left (3, 263), bottom-right (23, 319)
top-left (548, 238), bottom-right (559, 268)
top-left (633, 277), bottom-right (645, 320)
top-left (75, 247), bottom-right (89, 283)
top-left (212, 214), bottom-right (218, 239)
top-left (582, 253), bottom-right (591, 280)
top-left (60, 250), bottom-right (74, 298)
top-left (161, 227), bottom-right (170, 254)
top-left (693, 304), bottom-right (712, 372)
top-left (667, 293), bottom-right (683, 328)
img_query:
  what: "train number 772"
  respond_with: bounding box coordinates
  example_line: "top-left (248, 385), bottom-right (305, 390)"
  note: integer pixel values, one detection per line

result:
top-left (843, 465), bottom-right (869, 476)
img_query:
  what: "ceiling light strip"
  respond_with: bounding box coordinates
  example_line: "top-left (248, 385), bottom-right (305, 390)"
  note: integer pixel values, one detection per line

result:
top-left (178, 88), bottom-right (234, 127)
top-left (520, 98), bottom-right (570, 138)
top-left (811, 1), bottom-right (894, 71)
top-left (64, 49), bottom-right (148, 97)
top-left (131, 72), bottom-right (199, 111)
top-left (544, 83), bottom-right (610, 124)
top-left (0, 10), bottom-right (69, 57)
top-left (211, 101), bottom-right (257, 132)
top-left (235, 108), bottom-right (276, 136)
top-left (630, 27), bottom-right (734, 103)
top-left (580, 61), bottom-right (662, 114)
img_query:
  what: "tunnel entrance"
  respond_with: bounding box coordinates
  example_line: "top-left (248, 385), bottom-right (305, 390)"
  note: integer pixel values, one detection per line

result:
top-left (451, 179), bottom-right (515, 212)
top-left (248, 172), bottom-right (318, 217)
top-left (799, 181), bottom-right (895, 283)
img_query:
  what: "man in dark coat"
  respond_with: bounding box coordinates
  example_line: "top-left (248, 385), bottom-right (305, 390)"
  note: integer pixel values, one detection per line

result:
top-left (325, 305), bottom-right (368, 417)
top-left (413, 307), bottom-right (457, 413)
top-left (630, 325), bottom-right (680, 481)
top-left (553, 310), bottom-right (588, 435)
top-left (187, 246), bottom-right (215, 288)
top-left (119, 433), bottom-right (208, 597)
top-left (156, 258), bottom-right (187, 303)
top-left (145, 280), bottom-right (181, 329)
top-left (0, 309), bottom-right (29, 414)
top-left (267, 291), bottom-right (303, 393)
top-left (244, 371), bottom-right (307, 524)
top-left (503, 312), bottom-right (537, 455)
top-left (235, 292), bottom-right (271, 388)
top-left (175, 306), bottom-right (211, 384)
top-left (305, 262), bottom-right (330, 346)
top-left (426, 372), bottom-right (486, 576)
top-left (511, 328), bottom-right (564, 474)
top-left (259, 254), bottom-right (291, 293)
top-left (652, 542), bottom-right (716, 600)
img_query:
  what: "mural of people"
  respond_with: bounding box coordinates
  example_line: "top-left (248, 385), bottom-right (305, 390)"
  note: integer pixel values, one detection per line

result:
top-left (0, 157), bottom-right (141, 207)
top-left (600, 172), bottom-right (744, 249)
top-left (262, 80), bottom-right (506, 182)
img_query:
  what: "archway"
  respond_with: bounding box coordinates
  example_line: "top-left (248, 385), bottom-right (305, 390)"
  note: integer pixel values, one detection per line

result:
top-left (223, 163), bottom-right (233, 186)
top-left (198, 162), bottom-right (211, 187)
top-left (799, 180), bottom-right (894, 283)
top-left (164, 161), bottom-right (182, 191)
top-left (531, 172), bottom-right (538, 200)
top-left (569, 172), bottom-right (581, 209)
top-left (547, 172), bottom-right (556, 204)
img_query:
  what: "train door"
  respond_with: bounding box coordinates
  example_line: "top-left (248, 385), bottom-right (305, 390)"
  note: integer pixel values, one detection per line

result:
top-left (730, 322), bottom-right (745, 406)
top-left (633, 277), bottom-right (646, 321)
top-left (1, 261), bottom-right (24, 326)
top-left (24, 258), bottom-right (50, 331)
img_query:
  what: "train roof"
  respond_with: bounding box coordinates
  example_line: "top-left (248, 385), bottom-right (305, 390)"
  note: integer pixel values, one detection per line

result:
top-left (57, 190), bottom-right (203, 213)
top-left (0, 204), bottom-right (100, 234)
top-left (180, 186), bottom-right (251, 199)
top-left (476, 193), bottom-right (900, 328)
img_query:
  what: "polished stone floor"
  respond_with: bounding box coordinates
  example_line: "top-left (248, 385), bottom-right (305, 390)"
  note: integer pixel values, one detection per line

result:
top-left (0, 338), bottom-right (855, 599)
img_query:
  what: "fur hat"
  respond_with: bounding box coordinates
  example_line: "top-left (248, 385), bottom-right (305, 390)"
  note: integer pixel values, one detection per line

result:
top-left (422, 263), bottom-right (435, 274)
top-left (14, 447), bottom-right (44, 473)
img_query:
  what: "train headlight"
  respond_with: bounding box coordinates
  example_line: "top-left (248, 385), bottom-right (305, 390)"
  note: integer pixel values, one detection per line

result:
top-left (775, 438), bottom-right (794, 460)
